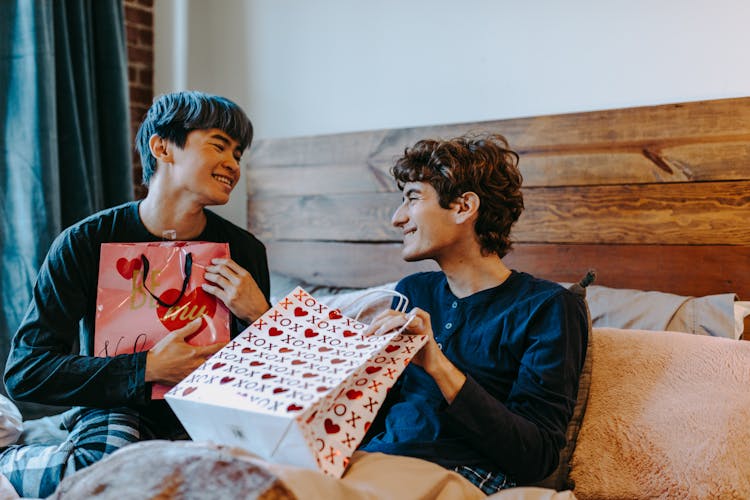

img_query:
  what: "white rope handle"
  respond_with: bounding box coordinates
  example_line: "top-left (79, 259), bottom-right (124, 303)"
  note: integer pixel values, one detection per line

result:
top-left (339, 288), bottom-right (410, 322)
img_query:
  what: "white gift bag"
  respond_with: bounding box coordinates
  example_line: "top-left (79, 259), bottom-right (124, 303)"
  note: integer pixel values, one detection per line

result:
top-left (166, 286), bottom-right (426, 477)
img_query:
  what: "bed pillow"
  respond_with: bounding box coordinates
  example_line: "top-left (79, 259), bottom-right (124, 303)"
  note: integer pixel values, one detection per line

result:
top-left (569, 328), bottom-right (750, 498)
top-left (559, 284), bottom-right (742, 339)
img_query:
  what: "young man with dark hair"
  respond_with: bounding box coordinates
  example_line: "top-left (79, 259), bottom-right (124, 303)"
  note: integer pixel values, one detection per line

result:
top-left (361, 134), bottom-right (588, 494)
top-left (0, 91), bottom-right (271, 497)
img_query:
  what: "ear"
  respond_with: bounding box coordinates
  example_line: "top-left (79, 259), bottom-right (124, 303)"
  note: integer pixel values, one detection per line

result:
top-left (452, 192), bottom-right (480, 224)
top-left (148, 134), bottom-right (173, 164)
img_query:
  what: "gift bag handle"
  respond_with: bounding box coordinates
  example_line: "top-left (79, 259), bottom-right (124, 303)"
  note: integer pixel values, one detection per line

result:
top-left (341, 288), bottom-right (410, 322)
top-left (140, 252), bottom-right (193, 308)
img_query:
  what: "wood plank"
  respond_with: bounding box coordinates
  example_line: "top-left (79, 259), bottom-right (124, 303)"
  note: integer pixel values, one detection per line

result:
top-left (246, 130), bottom-right (388, 166)
top-left (266, 241), bottom-right (439, 288)
top-left (248, 180), bottom-right (750, 245)
top-left (246, 162), bottom-right (393, 196)
top-left (246, 140), bottom-right (750, 195)
top-left (520, 140), bottom-right (750, 187)
top-left (519, 180), bottom-right (750, 245)
top-left (247, 98), bottom-right (750, 168)
top-left (265, 241), bottom-right (750, 301)
top-left (504, 244), bottom-right (750, 300)
top-left (248, 193), bottom-right (402, 242)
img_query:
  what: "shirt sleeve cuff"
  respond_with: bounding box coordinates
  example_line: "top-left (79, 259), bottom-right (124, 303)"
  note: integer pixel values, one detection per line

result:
top-left (445, 374), bottom-right (489, 419)
top-left (131, 350), bottom-right (150, 403)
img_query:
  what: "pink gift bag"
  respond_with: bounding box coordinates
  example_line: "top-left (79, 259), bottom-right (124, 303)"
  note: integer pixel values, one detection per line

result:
top-left (165, 286), bottom-right (427, 477)
top-left (95, 241), bottom-right (231, 398)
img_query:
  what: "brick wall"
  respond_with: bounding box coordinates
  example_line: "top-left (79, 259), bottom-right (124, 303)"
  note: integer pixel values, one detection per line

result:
top-left (124, 0), bottom-right (154, 199)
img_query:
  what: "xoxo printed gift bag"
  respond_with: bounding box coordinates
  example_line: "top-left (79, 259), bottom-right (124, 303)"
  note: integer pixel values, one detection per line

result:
top-left (95, 241), bottom-right (231, 399)
top-left (165, 286), bottom-right (427, 478)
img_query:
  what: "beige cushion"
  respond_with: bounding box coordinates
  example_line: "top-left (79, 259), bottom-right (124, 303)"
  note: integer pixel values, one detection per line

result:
top-left (569, 328), bottom-right (750, 499)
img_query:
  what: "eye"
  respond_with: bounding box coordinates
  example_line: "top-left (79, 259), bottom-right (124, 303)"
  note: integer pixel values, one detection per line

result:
top-left (211, 143), bottom-right (225, 152)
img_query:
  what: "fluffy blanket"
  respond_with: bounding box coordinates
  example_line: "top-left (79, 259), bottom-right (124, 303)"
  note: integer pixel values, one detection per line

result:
top-left (569, 328), bottom-right (750, 499)
top-left (44, 442), bottom-right (574, 500)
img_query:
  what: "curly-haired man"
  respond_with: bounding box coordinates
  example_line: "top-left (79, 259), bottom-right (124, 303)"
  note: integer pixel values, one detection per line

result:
top-left (361, 134), bottom-right (588, 494)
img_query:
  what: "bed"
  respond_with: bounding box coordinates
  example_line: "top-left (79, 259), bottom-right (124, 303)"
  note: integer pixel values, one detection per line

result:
top-left (241, 97), bottom-right (750, 499)
top-left (42, 98), bottom-right (750, 500)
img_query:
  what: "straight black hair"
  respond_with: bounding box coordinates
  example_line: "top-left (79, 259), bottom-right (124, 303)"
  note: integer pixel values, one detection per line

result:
top-left (135, 91), bottom-right (253, 185)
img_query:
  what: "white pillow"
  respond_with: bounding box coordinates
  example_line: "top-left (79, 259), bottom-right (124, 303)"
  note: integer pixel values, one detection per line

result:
top-left (563, 284), bottom-right (742, 339)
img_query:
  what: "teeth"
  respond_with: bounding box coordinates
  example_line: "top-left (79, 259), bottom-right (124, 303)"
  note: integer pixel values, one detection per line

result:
top-left (213, 175), bottom-right (233, 186)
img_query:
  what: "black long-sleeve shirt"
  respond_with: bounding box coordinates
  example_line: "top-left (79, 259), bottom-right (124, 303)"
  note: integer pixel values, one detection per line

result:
top-left (4, 201), bottom-right (269, 434)
top-left (360, 271), bottom-right (588, 484)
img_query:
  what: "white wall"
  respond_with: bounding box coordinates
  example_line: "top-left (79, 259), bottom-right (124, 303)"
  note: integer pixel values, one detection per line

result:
top-left (154, 0), bottom-right (750, 226)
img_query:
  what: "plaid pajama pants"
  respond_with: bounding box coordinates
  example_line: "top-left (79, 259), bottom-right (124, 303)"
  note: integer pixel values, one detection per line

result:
top-left (0, 407), bottom-right (154, 498)
top-left (453, 465), bottom-right (516, 495)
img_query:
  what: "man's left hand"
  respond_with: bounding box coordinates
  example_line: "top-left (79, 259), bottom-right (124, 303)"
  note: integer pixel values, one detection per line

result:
top-left (202, 258), bottom-right (270, 323)
top-left (366, 307), bottom-right (466, 403)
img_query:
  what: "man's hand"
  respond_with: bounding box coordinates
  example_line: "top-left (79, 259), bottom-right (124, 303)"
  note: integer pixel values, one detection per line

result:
top-left (145, 318), bottom-right (225, 386)
top-left (202, 258), bottom-right (270, 323)
top-left (366, 308), bottom-right (466, 403)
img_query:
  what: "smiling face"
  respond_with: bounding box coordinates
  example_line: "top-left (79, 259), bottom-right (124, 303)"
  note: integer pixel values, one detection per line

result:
top-left (392, 181), bottom-right (465, 263)
top-left (166, 128), bottom-right (244, 206)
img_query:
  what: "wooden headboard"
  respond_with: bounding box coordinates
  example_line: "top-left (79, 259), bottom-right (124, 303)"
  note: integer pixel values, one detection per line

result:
top-left (245, 97), bottom-right (750, 302)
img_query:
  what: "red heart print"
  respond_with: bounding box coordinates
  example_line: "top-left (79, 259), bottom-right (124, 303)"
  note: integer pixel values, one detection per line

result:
top-left (273, 387), bottom-right (288, 394)
top-left (250, 361), bottom-right (264, 367)
top-left (364, 421), bottom-right (371, 432)
top-left (317, 386), bottom-right (329, 392)
top-left (302, 372), bottom-right (317, 378)
top-left (318, 346), bottom-right (333, 353)
top-left (220, 376), bottom-right (234, 384)
top-left (331, 358), bottom-right (345, 364)
top-left (365, 366), bottom-right (381, 374)
top-left (294, 307), bottom-right (308, 317)
top-left (291, 359), bottom-right (305, 365)
top-left (262, 374), bottom-right (276, 380)
top-left (116, 258), bottom-right (142, 280)
top-left (242, 347), bottom-right (256, 353)
top-left (324, 418), bottom-right (340, 434)
top-left (346, 389), bottom-right (363, 400)
top-left (304, 328), bottom-right (318, 338)
top-left (268, 327), bottom-right (283, 336)
top-left (183, 387), bottom-right (197, 396)
top-left (329, 309), bottom-right (342, 320)
top-left (385, 345), bottom-right (399, 353)
top-left (343, 330), bottom-right (356, 338)
top-left (279, 347), bottom-right (293, 353)
top-left (287, 404), bottom-right (303, 412)
top-left (212, 362), bottom-right (226, 370)
top-left (156, 287), bottom-right (217, 335)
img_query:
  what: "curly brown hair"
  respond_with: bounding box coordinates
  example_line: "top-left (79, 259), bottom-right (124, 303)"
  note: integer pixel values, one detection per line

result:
top-left (391, 133), bottom-right (524, 258)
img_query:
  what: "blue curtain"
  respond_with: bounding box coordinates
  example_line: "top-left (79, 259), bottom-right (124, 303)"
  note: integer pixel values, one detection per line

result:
top-left (0, 0), bottom-right (133, 417)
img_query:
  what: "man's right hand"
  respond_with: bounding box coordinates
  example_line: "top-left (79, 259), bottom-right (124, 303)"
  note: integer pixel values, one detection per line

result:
top-left (144, 318), bottom-right (225, 386)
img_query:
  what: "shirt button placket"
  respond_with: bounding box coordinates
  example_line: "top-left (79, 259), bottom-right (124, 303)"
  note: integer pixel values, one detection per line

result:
top-left (440, 300), bottom-right (459, 350)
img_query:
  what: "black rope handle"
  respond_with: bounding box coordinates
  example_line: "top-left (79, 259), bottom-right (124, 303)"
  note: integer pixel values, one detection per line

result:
top-left (140, 252), bottom-right (193, 307)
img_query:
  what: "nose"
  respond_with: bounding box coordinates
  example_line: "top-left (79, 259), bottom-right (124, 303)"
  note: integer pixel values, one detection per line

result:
top-left (223, 153), bottom-right (241, 175)
top-left (392, 200), bottom-right (407, 227)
